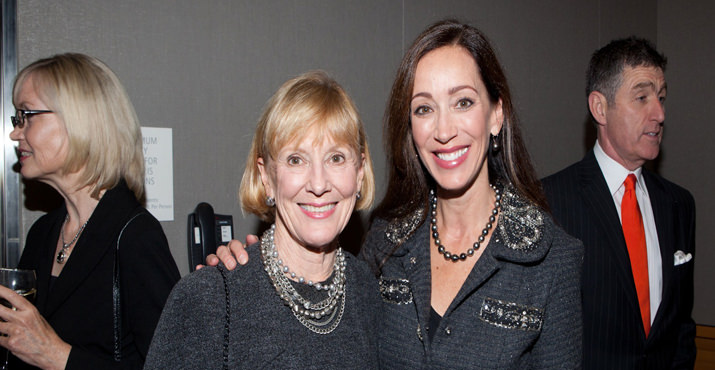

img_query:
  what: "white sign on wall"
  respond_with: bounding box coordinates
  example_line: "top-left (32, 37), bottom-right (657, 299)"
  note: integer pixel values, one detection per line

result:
top-left (141, 127), bottom-right (174, 221)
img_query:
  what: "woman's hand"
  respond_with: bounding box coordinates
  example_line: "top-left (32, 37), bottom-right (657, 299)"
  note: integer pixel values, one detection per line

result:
top-left (0, 285), bottom-right (70, 370)
top-left (197, 235), bottom-right (258, 271)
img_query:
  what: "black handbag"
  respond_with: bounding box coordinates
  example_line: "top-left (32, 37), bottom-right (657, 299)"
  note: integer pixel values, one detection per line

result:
top-left (112, 212), bottom-right (145, 362)
top-left (217, 266), bottom-right (231, 370)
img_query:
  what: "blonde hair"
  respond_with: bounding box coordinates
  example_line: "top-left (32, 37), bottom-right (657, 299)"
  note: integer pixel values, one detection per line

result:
top-left (239, 71), bottom-right (375, 221)
top-left (13, 53), bottom-right (144, 200)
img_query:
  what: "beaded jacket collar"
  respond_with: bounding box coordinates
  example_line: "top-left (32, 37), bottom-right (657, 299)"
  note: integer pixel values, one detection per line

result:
top-left (384, 185), bottom-right (547, 257)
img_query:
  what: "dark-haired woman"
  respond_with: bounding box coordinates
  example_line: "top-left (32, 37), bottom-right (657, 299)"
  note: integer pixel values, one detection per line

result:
top-left (359, 20), bottom-right (582, 368)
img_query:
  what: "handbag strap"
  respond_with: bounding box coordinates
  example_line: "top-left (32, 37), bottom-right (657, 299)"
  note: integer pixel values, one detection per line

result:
top-left (113, 212), bottom-right (146, 362)
top-left (217, 266), bottom-right (231, 370)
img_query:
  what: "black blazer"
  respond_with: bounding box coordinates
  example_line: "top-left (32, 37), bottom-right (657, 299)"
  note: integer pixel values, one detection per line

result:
top-left (542, 150), bottom-right (696, 369)
top-left (15, 182), bottom-right (180, 370)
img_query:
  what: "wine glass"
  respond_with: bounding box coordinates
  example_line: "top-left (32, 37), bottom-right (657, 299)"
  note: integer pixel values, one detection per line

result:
top-left (0, 268), bottom-right (36, 370)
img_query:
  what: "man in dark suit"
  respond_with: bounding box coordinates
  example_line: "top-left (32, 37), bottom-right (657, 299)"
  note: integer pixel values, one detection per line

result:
top-left (542, 37), bottom-right (696, 369)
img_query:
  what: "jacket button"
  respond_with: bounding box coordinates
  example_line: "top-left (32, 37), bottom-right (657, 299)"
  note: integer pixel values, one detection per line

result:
top-left (445, 327), bottom-right (452, 335)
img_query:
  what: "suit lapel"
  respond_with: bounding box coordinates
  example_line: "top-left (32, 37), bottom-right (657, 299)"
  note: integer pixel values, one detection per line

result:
top-left (43, 184), bottom-right (138, 318)
top-left (643, 170), bottom-right (675, 337)
top-left (577, 152), bottom-right (642, 317)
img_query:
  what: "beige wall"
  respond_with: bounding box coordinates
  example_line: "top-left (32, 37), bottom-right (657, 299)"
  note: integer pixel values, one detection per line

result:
top-left (14, 1), bottom-right (714, 324)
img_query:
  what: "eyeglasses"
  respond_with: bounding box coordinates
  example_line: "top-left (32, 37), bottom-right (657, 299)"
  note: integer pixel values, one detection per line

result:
top-left (11, 109), bottom-right (53, 129)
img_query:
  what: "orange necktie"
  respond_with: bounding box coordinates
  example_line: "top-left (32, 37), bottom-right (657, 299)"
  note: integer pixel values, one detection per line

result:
top-left (621, 174), bottom-right (650, 336)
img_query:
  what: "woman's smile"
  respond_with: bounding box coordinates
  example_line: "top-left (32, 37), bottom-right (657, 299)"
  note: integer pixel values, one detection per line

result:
top-left (299, 202), bottom-right (337, 219)
top-left (433, 146), bottom-right (469, 168)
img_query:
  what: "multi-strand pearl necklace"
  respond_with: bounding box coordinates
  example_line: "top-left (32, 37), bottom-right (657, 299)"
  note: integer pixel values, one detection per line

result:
top-left (260, 224), bottom-right (346, 334)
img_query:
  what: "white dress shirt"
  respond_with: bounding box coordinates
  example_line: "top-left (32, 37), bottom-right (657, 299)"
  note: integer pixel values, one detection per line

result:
top-left (594, 141), bottom-right (662, 323)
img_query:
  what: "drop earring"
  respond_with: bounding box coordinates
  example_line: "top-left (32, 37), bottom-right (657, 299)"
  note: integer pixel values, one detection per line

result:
top-left (265, 196), bottom-right (275, 207)
top-left (490, 133), bottom-right (501, 152)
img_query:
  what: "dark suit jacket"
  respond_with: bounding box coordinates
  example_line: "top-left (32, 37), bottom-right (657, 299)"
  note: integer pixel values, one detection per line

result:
top-left (15, 182), bottom-right (180, 370)
top-left (542, 150), bottom-right (696, 369)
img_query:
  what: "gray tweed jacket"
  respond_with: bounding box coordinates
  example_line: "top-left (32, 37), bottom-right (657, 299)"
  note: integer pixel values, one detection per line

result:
top-left (145, 243), bottom-right (380, 369)
top-left (361, 186), bottom-right (583, 369)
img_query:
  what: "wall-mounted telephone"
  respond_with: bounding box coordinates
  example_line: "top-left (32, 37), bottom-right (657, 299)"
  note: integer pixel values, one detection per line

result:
top-left (187, 202), bottom-right (234, 272)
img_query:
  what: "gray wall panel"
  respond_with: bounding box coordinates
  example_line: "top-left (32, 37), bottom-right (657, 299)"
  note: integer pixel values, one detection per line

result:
top-left (16, 0), bottom-right (402, 274)
top-left (657, 1), bottom-right (715, 325)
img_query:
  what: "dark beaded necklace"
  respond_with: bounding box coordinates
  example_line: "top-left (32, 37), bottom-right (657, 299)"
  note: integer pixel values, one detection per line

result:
top-left (430, 185), bottom-right (501, 262)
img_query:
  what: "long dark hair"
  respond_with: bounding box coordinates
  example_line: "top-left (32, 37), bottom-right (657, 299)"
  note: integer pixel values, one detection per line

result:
top-left (372, 19), bottom-right (548, 222)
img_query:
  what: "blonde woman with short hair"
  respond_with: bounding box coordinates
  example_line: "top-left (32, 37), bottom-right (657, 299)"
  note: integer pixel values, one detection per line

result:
top-left (145, 71), bottom-right (379, 369)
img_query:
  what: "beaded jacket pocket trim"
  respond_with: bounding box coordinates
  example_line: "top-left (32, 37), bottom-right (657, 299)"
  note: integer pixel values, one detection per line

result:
top-left (378, 277), bottom-right (413, 305)
top-left (479, 297), bottom-right (543, 331)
